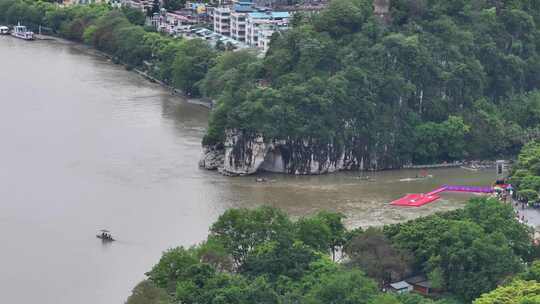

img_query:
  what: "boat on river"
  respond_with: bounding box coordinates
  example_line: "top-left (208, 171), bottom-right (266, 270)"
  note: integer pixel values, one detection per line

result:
top-left (399, 175), bottom-right (433, 182)
top-left (96, 229), bottom-right (115, 242)
top-left (0, 26), bottom-right (9, 35)
top-left (11, 23), bottom-right (34, 40)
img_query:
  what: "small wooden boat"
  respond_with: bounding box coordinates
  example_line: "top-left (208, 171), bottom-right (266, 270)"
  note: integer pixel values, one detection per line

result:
top-left (96, 229), bottom-right (115, 242)
top-left (399, 175), bottom-right (433, 182)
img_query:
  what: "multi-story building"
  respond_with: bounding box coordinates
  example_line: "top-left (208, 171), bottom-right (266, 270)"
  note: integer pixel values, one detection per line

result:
top-left (213, 7), bottom-right (232, 36)
top-left (256, 24), bottom-right (279, 53)
top-left (229, 3), bottom-right (253, 42)
top-left (230, 12), bottom-right (247, 42)
top-left (245, 11), bottom-right (289, 47)
top-left (122, 0), bottom-right (148, 12)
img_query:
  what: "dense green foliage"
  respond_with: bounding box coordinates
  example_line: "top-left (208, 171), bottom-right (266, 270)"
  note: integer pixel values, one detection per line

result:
top-left (473, 259), bottom-right (540, 303)
top-left (511, 140), bottom-right (540, 202)
top-left (7, 0), bottom-right (540, 167)
top-left (384, 197), bottom-right (532, 301)
top-left (473, 280), bottom-right (540, 304)
top-left (0, 0), bottom-right (217, 95)
top-left (344, 227), bottom-right (413, 285)
top-left (130, 198), bottom-right (535, 303)
top-left (200, 0), bottom-right (540, 166)
top-left (162, 0), bottom-right (186, 11)
top-left (126, 280), bottom-right (172, 304)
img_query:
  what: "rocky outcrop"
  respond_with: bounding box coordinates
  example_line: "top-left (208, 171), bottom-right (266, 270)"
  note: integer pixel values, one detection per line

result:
top-left (200, 130), bottom-right (405, 176)
top-left (221, 130), bottom-right (268, 176)
top-left (199, 146), bottom-right (225, 170)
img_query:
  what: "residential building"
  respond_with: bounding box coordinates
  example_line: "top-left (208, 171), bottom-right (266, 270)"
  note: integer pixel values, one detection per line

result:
top-left (388, 281), bottom-right (413, 294)
top-left (404, 275), bottom-right (437, 295)
top-left (256, 24), bottom-right (278, 52)
top-left (167, 10), bottom-right (196, 25)
top-left (122, 0), bottom-right (151, 12)
top-left (246, 11), bottom-right (289, 48)
top-left (229, 3), bottom-right (254, 42)
top-left (213, 6), bottom-right (231, 36)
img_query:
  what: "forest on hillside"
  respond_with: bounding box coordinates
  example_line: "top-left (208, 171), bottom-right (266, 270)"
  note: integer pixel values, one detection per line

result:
top-left (3, 0), bottom-right (540, 168)
top-left (201, 0), bottom-right (540, 167)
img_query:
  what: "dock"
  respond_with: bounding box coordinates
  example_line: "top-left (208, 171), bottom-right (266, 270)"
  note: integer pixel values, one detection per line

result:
top-left (391, 185), bottom-right (493, 207)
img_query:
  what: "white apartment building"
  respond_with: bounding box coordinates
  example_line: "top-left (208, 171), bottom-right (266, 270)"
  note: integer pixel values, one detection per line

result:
top-left (213, 7), bottom-right (231, 36)
top-left (230, 11), bottom-right (248, 42)
top-left (246, 11), bottom-right (289, 48)
top-left (257, 25), bottom-right (278, 53)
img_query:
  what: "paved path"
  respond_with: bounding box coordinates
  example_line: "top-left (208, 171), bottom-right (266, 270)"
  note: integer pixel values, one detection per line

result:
top-left (512, 199), bottom-right (540, 231)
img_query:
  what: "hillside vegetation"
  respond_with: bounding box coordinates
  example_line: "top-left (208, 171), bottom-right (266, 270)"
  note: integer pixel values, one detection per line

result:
top-left (201, 0), bottom-right (540, 167)
top-left (3, 0), bottom-right (540, 168)
top-left (127, 198), bottom-right (536, 303)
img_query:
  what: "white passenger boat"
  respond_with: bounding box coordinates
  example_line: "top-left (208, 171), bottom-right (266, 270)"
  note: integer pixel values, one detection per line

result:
top-left (11, 23), bottom-right (34, 40)
top-left (0, 26), bottom-right (9, 35)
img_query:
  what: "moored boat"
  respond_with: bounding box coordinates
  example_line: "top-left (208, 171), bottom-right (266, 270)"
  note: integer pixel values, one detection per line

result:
top-left (0, 26), bottom-right (9, 35)
top-left (11, 23), bottom-right (33, 40)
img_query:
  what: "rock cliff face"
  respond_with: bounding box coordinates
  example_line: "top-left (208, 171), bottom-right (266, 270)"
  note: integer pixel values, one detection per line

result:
top-left (199, 145), bottom-right (225, 170)
top-left (200, 130), bottom-right (405, 176)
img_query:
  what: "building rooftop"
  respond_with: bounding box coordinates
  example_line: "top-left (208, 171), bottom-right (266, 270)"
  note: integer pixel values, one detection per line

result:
top-left (390, 281), bottom-right (412, 290)
top-left (233, 4), bottom-right (254, 12)
top-left (248, 11), bottom-right (290, 19)
top-left (405, 275), bottom-right (428, 285)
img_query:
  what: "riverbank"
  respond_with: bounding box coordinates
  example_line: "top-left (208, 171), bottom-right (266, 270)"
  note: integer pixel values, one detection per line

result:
top-left (35, 33), bottom-right (214, 109)
top-left (0, 24), bottom-right (502, 304)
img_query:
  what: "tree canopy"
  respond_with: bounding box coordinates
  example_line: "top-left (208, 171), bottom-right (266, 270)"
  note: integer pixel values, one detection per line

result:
top-left (199, 0), bottom-right (540, 168)
top-left (384, 197), bottom-right (532, 301)
top-left (511, 141), bottom-right (540, 202)
top-left (129, 197), bottom-right (536, 303)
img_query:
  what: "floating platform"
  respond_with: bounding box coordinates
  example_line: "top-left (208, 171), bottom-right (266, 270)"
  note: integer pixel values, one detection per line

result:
top-left (391, 193), bottom-right (441, 207)
top-left (391, 185), bottom-right (492, 207)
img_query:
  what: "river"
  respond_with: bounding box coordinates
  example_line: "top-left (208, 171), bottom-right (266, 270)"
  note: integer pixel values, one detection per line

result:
top-left (0, 37), bottom-right (495, 304)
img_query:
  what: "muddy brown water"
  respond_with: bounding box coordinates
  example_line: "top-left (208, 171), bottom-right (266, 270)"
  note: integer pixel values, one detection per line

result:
top-left (0, 37), bottom-right (495, 304)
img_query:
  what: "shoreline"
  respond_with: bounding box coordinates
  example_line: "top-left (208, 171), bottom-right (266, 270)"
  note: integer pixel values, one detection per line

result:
top-left (32, 35), bottom-right (507, 178)
top-left (34, 34), bottom-right (214, 109)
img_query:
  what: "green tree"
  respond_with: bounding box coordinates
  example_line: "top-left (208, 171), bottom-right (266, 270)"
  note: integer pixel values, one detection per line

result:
top-left (344, 227), bottom-right (412, 285)
top-left (388, 198), bottom-right (528, 301)
top-left (122, 6), bottom-right (145, 26)
top-left (146, 246), bottom-right (199, 292)
top-left (295, 216), bottom-right (332, 253)
top-left (171, 39), bottom-right (216, 96)
top-left (303, 269), bottom-right (379, 304)
top-left (473, 280), bottom-right (540, 304)
top-left (520, 260), bottom-right (540, 282)
top-left (316, 211), bottom-right (347, 261)
top-left (126, 280), bottom-right (171, 304)
top-left (196, 237), bottom-right (234, 272)
top-left (209, 206), bottom-right (293, 267)
top-left (240, 240), bottom-right (317, 281)
top-left (163, 0), bottom-right (186, 11)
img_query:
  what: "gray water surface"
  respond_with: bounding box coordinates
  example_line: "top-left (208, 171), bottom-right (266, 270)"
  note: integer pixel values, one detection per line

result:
top-left (0, 37), bottom-right (494, 304)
